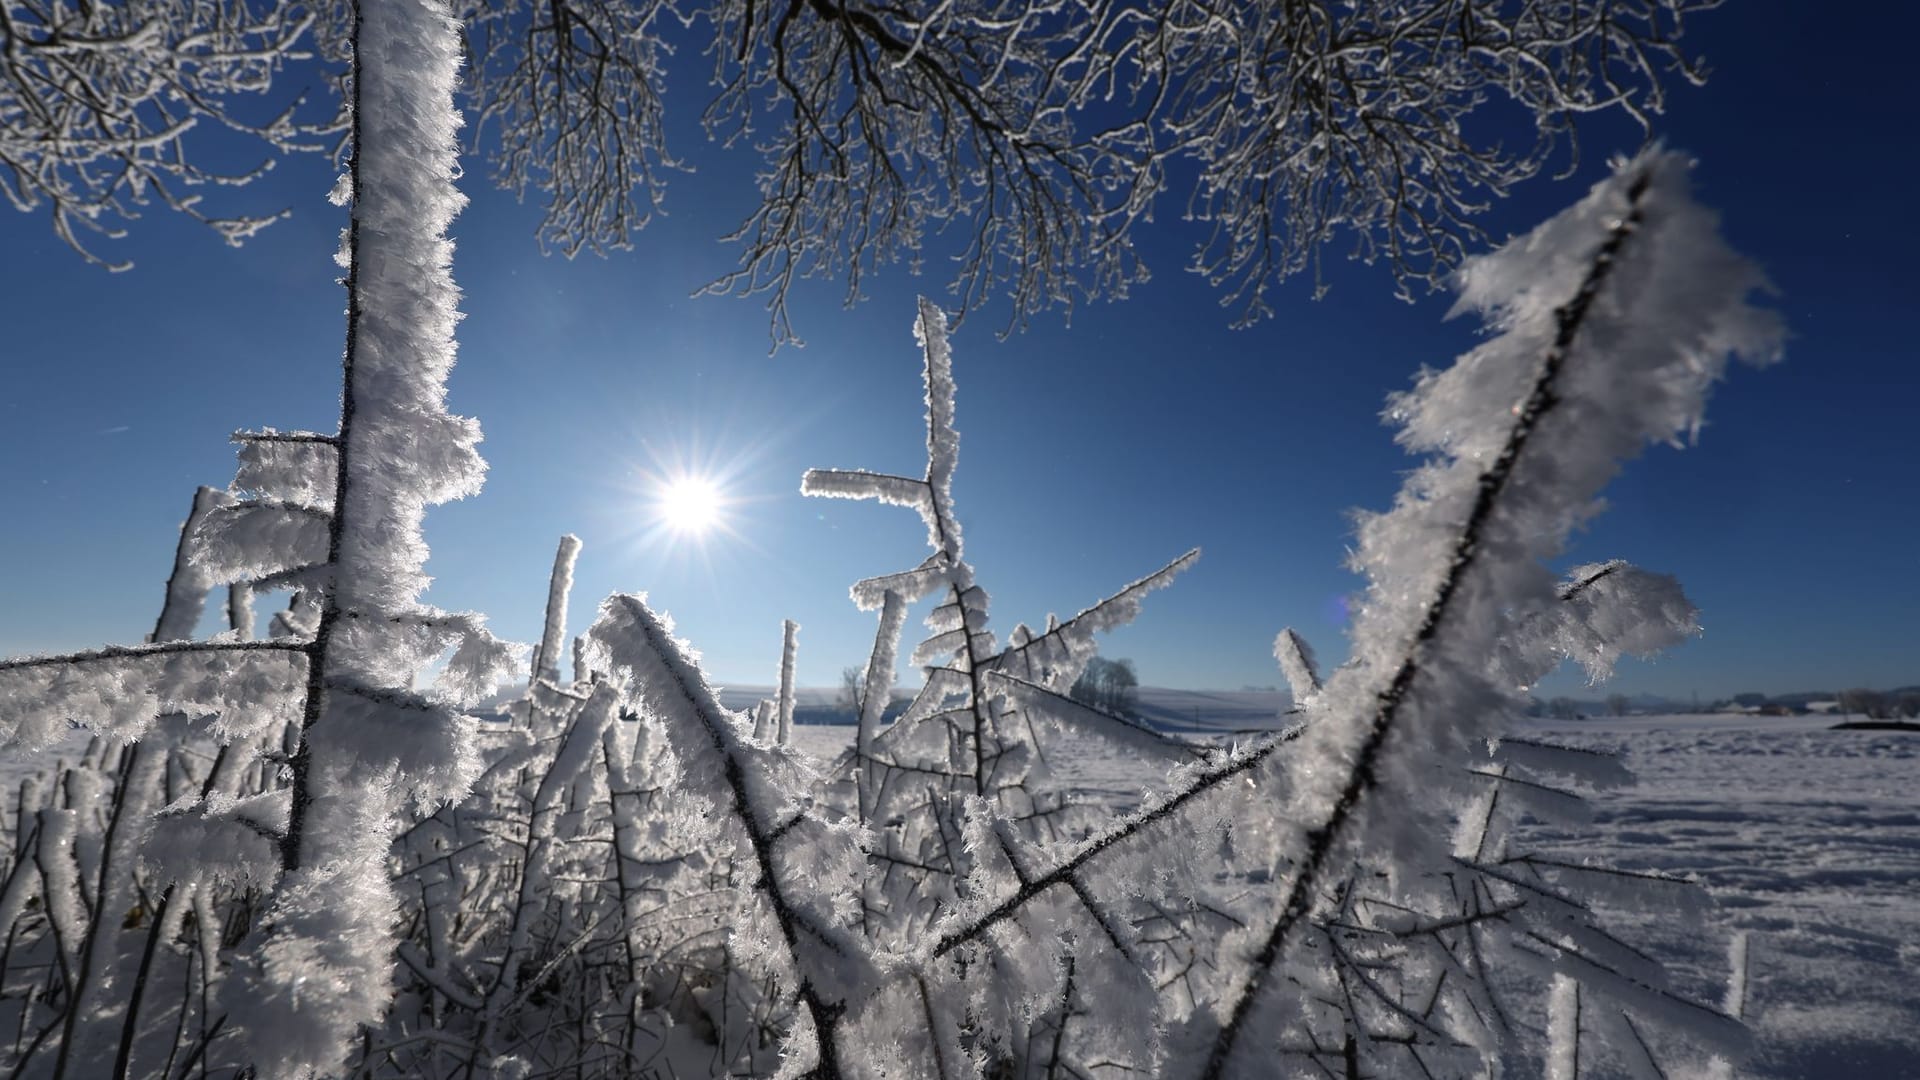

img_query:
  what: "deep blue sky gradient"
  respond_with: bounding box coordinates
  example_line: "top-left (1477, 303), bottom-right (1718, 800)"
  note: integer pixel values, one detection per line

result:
top-left (1, 0), bottom-right (1913, 700)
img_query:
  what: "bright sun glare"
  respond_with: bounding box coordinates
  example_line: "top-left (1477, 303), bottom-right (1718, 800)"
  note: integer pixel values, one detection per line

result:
top-left (658, 474), bottom-right (723, 535)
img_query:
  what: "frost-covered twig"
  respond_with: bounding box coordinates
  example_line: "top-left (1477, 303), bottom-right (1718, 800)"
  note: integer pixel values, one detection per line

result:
top-left (1272, 629), bottom-right (1320, 705)
top-left (777, 619), bottom-right (800, 745)
top-left (533, 535), bottom-right (583, 686)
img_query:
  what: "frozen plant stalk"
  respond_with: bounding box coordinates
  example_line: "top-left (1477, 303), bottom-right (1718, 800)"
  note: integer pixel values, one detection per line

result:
top-left (534, 535), bottom-right (583, 684)
top-left (222, 0), bottom-right (512, 1070)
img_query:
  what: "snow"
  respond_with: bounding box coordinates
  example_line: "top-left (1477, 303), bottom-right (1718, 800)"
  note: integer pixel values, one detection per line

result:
top-left (1520, 715), bottom-right (1920, 1078)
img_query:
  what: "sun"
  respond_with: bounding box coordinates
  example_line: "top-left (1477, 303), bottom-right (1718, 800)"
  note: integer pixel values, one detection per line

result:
top-left (619, 437), bottom-right (763, 561)
top-left (656, 473), bottom-right (725, 536)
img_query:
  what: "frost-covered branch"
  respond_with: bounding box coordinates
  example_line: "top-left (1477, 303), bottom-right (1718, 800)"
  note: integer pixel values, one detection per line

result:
top-left (585, 593), bottom-right (868, 1077)
top-left (0, 0), bottom-right (339, 265)
top-left (699, 0), bottom-right (1724, 341)
top-left (1195, 148), bottom-right (1778, 1077)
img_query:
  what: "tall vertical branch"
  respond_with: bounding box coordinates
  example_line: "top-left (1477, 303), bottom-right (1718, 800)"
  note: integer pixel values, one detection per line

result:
top-left (280, 0), bottom-right (368, 872)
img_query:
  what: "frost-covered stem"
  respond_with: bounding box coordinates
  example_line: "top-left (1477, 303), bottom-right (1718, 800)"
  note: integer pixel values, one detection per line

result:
top-left (910, 300), bottom-right (994, 794)
top-left (227, 583), bottom-right (255, 640)
top-left (280, 2), bottom-right (366, 869)
top-left (1548, 976), bottom-right (1582, 1079)
top-left (32, 811), bottom-right (80, 1000)
top-left (0, 818), bottom-right (39, 998)
top-left (533, 535), bottom-right (582, 684)
top-left (602, 596), bottom-right (847, 1077)
top-left (777, 619), bottom-right (799, 745)
top-left (1724, 933), bottom-right (1750, 1019)
top-left (151, 486), bottom-right (231, 643)
top-left (954, 583), bottom-right (994, 796)
top-left (1705, 933), bottom-right (1751, 1080)
top-left (915, 973), bottom-right (958, 1080)
top-left (1042, 954), bottom-right (1076, 1080)
top-left (1273, 628), bottom-right (1320, 703)
top-left (113, 881), bottom-right (176, 1080)
top-left (0, 639), bottom-right (308, 674)
top-left (1199, 170), bottom-right (1654, 1080)
top-left (53, 744), bottom-right (161, 1079)
top-left (283, 0), bottom-right (478, 875)
top-left (598, 723), bottom-right (648, 1019)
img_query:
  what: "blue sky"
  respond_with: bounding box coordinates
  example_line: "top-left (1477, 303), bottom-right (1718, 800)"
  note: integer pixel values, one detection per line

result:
top-left (0, 0), bottom-right (1912, 701)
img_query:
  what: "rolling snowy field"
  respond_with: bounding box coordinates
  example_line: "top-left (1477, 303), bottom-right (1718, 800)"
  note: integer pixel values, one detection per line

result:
top-left (791, 710), bottom-right (1920, 1079)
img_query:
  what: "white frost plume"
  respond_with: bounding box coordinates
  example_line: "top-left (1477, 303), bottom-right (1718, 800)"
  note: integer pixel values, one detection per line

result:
top-left (189, 500), bottom-right (331, 585)
top-left (230, 432), bottom-right (341, 509)
top-left (1485, 560), bottom-right (1701, 692)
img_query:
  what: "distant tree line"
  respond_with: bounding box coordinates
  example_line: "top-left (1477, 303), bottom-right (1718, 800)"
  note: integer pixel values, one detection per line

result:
top-left (1522, 687), bottom-right (1920, 720)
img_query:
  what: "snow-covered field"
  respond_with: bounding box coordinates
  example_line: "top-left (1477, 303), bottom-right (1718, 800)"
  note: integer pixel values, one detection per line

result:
top-left (1519, 715), bottom-right (1920, 1078)
top-left (794, 710), bottom-right (1920, 1079)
